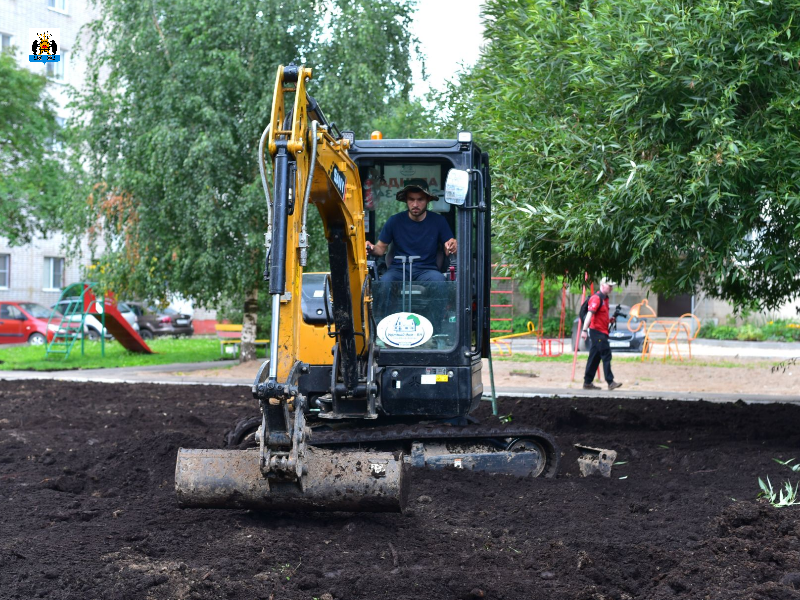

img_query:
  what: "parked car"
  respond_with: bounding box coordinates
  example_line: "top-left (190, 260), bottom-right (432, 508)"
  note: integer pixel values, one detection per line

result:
top-left (51, 298), bottom-right (110, 341)
top-left (0, 301), bottom-right (61, 346)
top-left (116, 301), bottom-right (140, 333)
top-left (572, 305), bottom-right (647, 353)
top-left (125, 302), bottom-right (193, 339)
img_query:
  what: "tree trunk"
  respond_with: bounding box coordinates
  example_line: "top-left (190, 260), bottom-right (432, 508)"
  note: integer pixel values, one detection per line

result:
top-left (240, 287), bottom-right (258, 363)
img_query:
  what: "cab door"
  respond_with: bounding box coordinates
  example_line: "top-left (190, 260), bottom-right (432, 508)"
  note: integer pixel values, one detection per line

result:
top-left (0, 303), bottom-right (25, 344)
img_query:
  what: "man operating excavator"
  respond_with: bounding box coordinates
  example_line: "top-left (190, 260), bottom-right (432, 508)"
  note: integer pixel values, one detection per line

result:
top-left (365, 178), bottom-right (457, 282)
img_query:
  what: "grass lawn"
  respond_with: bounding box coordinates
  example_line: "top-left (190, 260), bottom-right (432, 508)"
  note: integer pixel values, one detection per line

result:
top-left (0, 337), bottom-right (239, 371)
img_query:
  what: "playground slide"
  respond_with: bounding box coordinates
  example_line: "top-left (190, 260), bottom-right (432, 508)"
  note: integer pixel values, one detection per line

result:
top-left (82, 289), bottom-right (153, 354)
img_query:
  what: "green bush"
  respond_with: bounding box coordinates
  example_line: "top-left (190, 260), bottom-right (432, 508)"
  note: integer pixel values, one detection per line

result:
top-left (761, 320), bottom-right (800, 342)
top-left (699, 321), bottom-right (717, 339)
top-left (700, 319), bottom-right (800, 342)
top-left (736, 324), bottom-right (766, 342)
top-left (708, 325), bottom-right (739, 340)
top-left (510, 313), bottom-right (571, 338)
top-left (511, 313), bottom-right (535, 334)
top-left (544, 316), bottom-right (571, 338)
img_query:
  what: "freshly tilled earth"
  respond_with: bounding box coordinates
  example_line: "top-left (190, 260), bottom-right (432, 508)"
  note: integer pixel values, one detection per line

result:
top-left (2, 379), bottom-right (800, 599)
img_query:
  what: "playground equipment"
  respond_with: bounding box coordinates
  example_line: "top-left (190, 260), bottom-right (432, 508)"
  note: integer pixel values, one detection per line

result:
top-left (489, 273), bottom-right (568, 357)
top-left (46, 282), bottom-right (152, 359)
top-left (640, 311), bottom-right (702, 362)
top-left (535, 274), bottom-right (567, 357)
top-left (489, 264), bottom-right (515, 337)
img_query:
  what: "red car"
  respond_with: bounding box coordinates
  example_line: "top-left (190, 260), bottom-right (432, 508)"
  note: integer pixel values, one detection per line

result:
top-left (0, 301), bottom-right (61, 346)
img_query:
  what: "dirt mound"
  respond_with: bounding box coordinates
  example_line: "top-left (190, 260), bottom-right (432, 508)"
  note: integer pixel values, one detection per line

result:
top-left (3, 380), bottom-right (800, 599)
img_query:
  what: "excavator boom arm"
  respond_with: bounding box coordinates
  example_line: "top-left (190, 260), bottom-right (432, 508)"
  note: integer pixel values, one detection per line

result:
top-left (265, 64), bottom-right (369, 389)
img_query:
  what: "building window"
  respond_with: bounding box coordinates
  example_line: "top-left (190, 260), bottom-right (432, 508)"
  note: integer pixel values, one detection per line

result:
top-left (0, 254), bottom-right (8, 288)
top-left (43, 257), bottom-right (64, 290)
top-left (47, 0), bottom-right (68, 12)
top-left (45, 50), bottom-right (66, 81)
top-left (1, 33), bottom-right (11, 51)
top-left (49, 116), bottom-right (66, 151)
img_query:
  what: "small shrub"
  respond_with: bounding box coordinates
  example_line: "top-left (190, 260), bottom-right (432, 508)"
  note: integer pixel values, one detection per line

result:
top-left (510, 314), bottom-right (571, 337)
top-left (544, 316), bottom-right (569, 337)
top-left (736, 324), bottom-right (766, 342)
top-left (710, 325), bottom-right (739, 340)
top-left (699, 321), bottom-right (717, 339)
top-left (762, 320), bottom-right (800, 342)
top-left (701, 319), bottom-right (800, 342)
top-left (511, 313), bottom-right (535, 334)
top-left (758, 476), bottom-right (800, 507)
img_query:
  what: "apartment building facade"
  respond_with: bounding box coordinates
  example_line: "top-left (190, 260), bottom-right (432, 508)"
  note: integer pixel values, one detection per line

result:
top-left (1, 0), bottom-right (97, 305)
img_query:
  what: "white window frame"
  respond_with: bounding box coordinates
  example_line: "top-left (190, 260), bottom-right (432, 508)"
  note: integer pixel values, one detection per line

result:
top-left (0, 33), bottom-right (12, 52)
top-left (43, 257), bottom-right (65, 291)
top-left (45, 50), bottom-right (66, 82)
top-left (0, 254), bottom-right (8, 289)
top-left (47, 0), bottom-right (69, 14)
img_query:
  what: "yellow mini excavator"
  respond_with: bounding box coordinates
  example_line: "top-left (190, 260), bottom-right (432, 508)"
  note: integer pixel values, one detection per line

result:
top-left (174, 65), bottom-right (560, 513)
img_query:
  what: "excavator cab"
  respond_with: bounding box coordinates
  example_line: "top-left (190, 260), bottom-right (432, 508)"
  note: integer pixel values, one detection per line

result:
top-left (352, 138), bottom-right (492, 419)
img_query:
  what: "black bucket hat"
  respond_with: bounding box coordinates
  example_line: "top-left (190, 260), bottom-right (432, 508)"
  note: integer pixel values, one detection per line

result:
top-left (395, 178), bottom-right (434, 202)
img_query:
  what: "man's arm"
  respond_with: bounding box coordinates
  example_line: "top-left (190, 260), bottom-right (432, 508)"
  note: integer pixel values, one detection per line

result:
top-left (438, 215), bottom-right (457, 255)
top-left (580, 311), bottom-right (594, 339)
top-left (368, 215), bottom-right (393, 257)
top-left (366, 240), bottom-right (389, 256)
top-left (581, 293), bottom-right (599, 339)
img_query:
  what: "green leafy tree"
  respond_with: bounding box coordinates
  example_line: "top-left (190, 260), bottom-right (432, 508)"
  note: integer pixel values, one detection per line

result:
top-left (70, 0), bottom-right (419, 360)
top-left (370, 97), bottom-right (440, 140)
top-left (467, 0), bottom-right (800, 312)
top-left (0, 52), bottom-right (66, 245)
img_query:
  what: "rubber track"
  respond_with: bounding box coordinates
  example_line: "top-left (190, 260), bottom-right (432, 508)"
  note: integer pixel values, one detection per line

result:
top-left (310, 424), bottom-right (561, 478)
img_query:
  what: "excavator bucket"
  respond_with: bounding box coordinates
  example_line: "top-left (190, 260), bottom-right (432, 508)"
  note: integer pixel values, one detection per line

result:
top-left (175, 447), bottom-right (408, 512)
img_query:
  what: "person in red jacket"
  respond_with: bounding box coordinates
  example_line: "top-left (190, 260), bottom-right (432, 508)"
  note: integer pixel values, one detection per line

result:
top-left (580, 279), bottom-right (623, 391)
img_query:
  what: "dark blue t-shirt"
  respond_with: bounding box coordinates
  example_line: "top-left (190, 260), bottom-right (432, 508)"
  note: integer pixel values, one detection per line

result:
top-left (379, 211), bottom-right (453, 271)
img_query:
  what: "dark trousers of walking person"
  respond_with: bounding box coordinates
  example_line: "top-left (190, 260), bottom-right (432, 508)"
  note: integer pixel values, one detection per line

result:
top-left (584, 329), bottom-right (614, 385)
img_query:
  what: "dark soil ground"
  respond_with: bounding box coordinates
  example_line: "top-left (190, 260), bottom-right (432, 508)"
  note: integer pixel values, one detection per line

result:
top-left (2, 380), bottom-right (800, 600)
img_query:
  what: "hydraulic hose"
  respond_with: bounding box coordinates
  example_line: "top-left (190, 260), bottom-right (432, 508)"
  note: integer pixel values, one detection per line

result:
top-left (259, 123), bottom-right (273, 278)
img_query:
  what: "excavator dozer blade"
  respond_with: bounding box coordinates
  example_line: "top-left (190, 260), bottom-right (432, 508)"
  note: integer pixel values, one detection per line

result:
top-left (175, 447), bottom-right (408, 513)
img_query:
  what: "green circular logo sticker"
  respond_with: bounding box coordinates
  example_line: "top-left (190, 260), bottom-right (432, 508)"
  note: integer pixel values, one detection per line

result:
top-left (377, 312), bottom-right (433, 348)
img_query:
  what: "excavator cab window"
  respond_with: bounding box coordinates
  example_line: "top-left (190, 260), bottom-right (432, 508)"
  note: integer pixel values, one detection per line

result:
top-left (372, 279), bottom-right (458, 350)
top-left (359, 161), bottom-right (459, 351)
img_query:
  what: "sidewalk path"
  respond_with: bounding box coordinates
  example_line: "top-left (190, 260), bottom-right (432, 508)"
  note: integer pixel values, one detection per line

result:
top-left (3, 356), bottom-right (799, 405)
